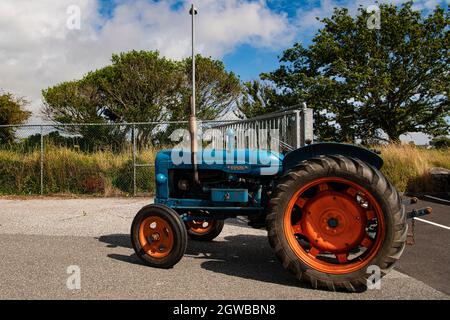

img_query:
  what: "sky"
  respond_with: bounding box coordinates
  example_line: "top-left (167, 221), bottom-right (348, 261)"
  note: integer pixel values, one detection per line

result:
top-left (0, 0), bottom-right (448, 143)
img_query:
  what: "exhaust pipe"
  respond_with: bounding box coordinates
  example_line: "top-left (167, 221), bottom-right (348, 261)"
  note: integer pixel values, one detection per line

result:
top-left (189, 4), bottom-right (199, 184)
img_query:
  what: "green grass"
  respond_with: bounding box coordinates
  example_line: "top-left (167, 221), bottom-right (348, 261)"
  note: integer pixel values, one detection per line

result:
top-left (0, 144), bottom-right (448, 196)
top-left (0, 145), bottom-right (156, 196)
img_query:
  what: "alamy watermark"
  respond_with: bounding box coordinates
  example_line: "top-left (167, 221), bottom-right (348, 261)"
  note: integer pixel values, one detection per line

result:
top-left (67, 5), bottom-right (81, 30)
top-left (169, 128), bottom-right (282, 175)
top-left (66, 265), bottom-right (81, 290)
top-left (367, 5), bottom-right (381, 30)
top-left (367, 265), bottom-right (381, 290)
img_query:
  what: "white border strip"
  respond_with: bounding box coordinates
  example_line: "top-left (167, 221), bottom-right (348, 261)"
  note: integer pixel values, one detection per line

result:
top-left (414, 217), bottom-right (450, 231)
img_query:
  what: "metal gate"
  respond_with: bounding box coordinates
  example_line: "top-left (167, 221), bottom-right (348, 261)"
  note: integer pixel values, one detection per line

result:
top-left (208, 106), bottom-right (313, 152)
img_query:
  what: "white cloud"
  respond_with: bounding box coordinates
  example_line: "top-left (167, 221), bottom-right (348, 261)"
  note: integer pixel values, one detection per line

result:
top-left (0, 0), bottom-right (293, 121)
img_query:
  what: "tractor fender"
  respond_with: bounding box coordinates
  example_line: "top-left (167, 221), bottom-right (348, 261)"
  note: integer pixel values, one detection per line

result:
top-left (282, 142), bottom-right (383, 172)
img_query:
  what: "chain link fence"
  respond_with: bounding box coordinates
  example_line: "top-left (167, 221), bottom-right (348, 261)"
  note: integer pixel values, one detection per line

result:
top-left (0, 121), bottom-right (199, 196)
top-left (0, 108), bottom-right (313, 197)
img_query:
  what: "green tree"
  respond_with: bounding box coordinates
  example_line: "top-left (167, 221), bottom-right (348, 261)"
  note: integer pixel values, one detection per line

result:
top-left (180, 55), bottom-right (241, 120)
top-left (154, 55), bottom-right (241, 144)
top-left (43, 51), bottom-right (181, 150)
top-left (263, 2), bottom-right (449, 143)
top-left (43, 51), bottom-right (241, 149)
top-left (0, 92), bottom-right (31, 145)
top-left (235, 80), bottom-right (281, 119)
top-left (430, 135), bottom-right (450, 149)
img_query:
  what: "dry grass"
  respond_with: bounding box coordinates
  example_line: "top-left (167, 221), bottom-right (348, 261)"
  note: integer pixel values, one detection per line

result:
top-left (379, 144), bottom-right (449, 193)
top-left (0, 144), bottom-right (448, 196)
top-left (0, 145), bottom-right (158, 196)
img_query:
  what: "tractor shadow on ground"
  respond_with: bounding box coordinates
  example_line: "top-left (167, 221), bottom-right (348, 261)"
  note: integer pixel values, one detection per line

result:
top-left (98, 233), bottom-right (312, 289)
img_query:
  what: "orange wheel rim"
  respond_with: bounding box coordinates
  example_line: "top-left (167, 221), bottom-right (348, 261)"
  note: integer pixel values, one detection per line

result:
top-left (138, 216), bottom-right (174, 259)
top-left (283, 177), bottom-right (386, 274)
top-left (186, 219), bottom-right (215, 235)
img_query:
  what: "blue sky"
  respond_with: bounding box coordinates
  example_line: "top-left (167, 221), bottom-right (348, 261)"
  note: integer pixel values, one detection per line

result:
top-left (94, 0), bottom-right (309, 80)
top-left (95, 0), bottom-right (295, 80)
top-left (94, 0), bottom-right (448, 81)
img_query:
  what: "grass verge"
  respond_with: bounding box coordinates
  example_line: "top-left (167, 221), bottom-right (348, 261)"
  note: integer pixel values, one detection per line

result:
top-left (0, 144), bottom-right (448, 196)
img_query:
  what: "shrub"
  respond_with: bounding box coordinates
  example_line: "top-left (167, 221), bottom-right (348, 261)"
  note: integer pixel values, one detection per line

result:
top-left (112, 159), bottom-right (154, 194)
top-left (0, 150), bottom-right (40, 195)
top-left (0, 146), bottom-right (157, 196)
top-left (431, 136), bottom-right (450, 149)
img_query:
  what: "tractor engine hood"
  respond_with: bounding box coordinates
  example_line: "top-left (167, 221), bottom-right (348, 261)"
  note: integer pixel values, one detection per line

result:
top-left (156, 149), bottom-right (284, 176)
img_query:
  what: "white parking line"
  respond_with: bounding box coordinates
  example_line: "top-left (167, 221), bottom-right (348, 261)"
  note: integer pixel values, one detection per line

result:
top-left (414, 217), bottom-right (450, 231)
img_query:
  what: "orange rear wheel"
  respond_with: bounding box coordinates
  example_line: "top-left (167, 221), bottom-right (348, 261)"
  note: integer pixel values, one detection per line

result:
top-left (266, 156), bottom-right (406, 291)
top-left (283, 177), bottom-right (385, 274)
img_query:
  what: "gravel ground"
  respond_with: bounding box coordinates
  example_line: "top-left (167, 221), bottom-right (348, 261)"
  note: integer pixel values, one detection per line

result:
top-left (0, 197), bottom-right (448, 300)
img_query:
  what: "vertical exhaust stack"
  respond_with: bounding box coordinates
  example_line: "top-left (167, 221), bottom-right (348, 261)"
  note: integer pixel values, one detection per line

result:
top-left (189, 4), bottom-right (199, 184)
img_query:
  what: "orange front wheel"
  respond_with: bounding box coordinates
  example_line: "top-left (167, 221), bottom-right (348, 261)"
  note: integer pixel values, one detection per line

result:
top-left (131, 204), bottom-right (187, 268)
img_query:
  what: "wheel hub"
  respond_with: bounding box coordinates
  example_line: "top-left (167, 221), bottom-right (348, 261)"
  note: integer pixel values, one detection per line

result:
top-left (284, 177), bottom-right (386, 274)
top-left (301, 191), bottom-right (367, 253)
top-left (186, 218), bottom-right (214, 235)
top-left (139, 216), bottom-right (174, 258)
top-left (150, 232), bottom-right (161, 241)
top-left (327, 218), bottom-right (338, 228)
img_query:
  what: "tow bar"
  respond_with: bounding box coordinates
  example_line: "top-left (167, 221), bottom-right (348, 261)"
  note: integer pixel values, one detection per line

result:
top-left (403, 197), bottom-right (433, 244)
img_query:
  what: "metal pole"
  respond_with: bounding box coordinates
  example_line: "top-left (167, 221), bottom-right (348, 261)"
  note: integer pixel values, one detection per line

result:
top-left (40, 125), bottom-right (44, 195)
top-left (295, 109), bottom-right (302, 148)
top-left (301, 102), bottom-right (314, 146)
top-left (189, 4), bottom-right (199, 184)
top-left (191, 4), bottom-right (196, 116)
top-left (132, 124), bottom-right (137, 196)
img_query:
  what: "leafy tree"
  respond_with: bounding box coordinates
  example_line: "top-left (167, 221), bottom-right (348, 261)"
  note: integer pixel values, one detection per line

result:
top-left (93, 51), bottom-right (183, 148)
top-left (430, 135), bottom-right (450, 149)
top-left (180, 55), bottom-right (241, 120)
top-left (0, 92), bottom-right (31, 145)
top-left (43, 51), bottom-right (241, 149)
top-left (43, 51), bottom-right (180, 150)
top-left (235, 80), bottom-right (281, 119)
top-left (262, 1), bottom-right (449, 143)
top-left (155, 55), bottom-right (241, 144)
top-left (42, 79), bottom-right (118, 151)
top-left (22, 131), bottom-right (95, 152)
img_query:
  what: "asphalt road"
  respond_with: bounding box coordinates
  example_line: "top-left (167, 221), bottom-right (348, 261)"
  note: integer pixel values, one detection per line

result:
top-left (0, 197), bottom-right (448, 300)
top-left (395, 200), bottom-right (450, 295)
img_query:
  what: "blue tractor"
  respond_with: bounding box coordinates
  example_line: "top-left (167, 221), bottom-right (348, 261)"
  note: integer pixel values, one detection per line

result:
top-left (130, 5), bottom-right (429, 291)
top-left (131, 136), bottom-right (412, 291)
